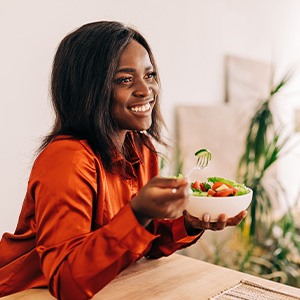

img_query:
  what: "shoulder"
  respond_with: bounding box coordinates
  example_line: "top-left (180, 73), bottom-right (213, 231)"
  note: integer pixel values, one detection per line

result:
top-left (39, 136), bottom-right (95, 161)
top-left (31, 136), bottom-right (99, 179)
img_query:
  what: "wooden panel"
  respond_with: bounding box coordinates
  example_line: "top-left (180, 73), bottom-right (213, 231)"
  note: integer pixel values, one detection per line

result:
top-left (175, 104), bottom-right (252, 182)
top-left (224, 55), bottom-right (273, 103)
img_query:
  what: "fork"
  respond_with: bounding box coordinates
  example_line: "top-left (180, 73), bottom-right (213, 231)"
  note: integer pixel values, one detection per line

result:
top-left (186, 149), bottom-right (212, 179)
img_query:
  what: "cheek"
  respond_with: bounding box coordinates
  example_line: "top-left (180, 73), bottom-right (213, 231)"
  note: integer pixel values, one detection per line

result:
top-left (112, 89), bottom-right (127, 106)
top-left (111, 92), bottom-right (129, 124)
top-left (111, 90), bottom-right (129, 115)
top-left (111, 102), bottom-right (124, 122)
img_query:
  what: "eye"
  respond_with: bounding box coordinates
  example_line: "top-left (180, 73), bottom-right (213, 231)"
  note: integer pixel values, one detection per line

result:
top-left (146, 71), bottom-right (157, 79)
top-left (114, 77), bottom-right (133, 85)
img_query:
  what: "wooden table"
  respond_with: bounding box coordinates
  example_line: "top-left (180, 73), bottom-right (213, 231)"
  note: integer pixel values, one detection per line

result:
top-left (3, 253), bottom-right (300, 299)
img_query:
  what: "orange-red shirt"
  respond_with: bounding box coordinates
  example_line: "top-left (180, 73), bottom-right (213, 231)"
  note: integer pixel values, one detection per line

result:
top-left (0, 132), bottom-right (202, 299)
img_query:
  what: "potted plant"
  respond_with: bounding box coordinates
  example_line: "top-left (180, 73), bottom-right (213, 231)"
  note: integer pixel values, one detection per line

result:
top-left (230, 68), bottom-right (300, 287)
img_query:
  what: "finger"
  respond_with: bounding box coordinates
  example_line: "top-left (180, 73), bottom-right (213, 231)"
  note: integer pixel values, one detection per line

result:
top-left (164, 197), bottom-right (188, 219)
top-left (170, 184), bottom-right (189, 196)
top-left (226, 210), bottom-right (247, 226)
top-left (215, 214), bottom-right (228, 230)
top-left (183, 210), bottom-right (201, 228)
top-left (159, 190), bottom-right (189, 208)
top-left (152, 176), bottom-right (188, 189)
top-left (199, 213), bottom-right (211, 230)
top-left (157, 184), bottom-right (189, 205)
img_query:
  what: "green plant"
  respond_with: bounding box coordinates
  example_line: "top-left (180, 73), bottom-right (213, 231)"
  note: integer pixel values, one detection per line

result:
top-left (198, 67), bottom-right (300, 288)
top-left (210, 211), bottom-right (300, 287)
top-left (173, 67), bottom-right (300, 287)
top-left (237, 68), bottom-right (295, 241)
top-left (230, 68), bottom-right (300, 287)
top-left (241, 212), bottom-right (300, 286)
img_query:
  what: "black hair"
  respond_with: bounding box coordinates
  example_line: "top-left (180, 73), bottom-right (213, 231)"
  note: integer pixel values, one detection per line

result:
top-left (39, 21), bottom-right (166, 170)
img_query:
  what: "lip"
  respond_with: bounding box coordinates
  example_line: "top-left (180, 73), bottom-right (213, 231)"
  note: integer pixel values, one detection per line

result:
top-left (128, 98), bottom-right (156, 115)
top-left (128, 98), bottom-right (155, 107)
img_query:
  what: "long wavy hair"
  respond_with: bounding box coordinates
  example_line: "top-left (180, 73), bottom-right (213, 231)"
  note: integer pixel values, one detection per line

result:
top-left (39, 21), bottom-right (166, 171)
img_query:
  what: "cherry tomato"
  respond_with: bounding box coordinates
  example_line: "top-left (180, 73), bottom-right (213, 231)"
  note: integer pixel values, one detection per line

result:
top-left (200, 182), bottom-right (207, 192)
top-left (191, 181), bottom-right (200, 190)
top-left (214, 188), bottom-right (236, 197)
top-left (207, 189), bottom-right (216, 196)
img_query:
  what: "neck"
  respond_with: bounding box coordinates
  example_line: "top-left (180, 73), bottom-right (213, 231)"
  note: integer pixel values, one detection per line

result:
top-left (113, 130), bottom-right (128, 152)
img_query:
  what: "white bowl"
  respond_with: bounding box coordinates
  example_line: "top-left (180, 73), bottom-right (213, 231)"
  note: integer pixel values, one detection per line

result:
top-left (186, 189), bottom-right (253, 221)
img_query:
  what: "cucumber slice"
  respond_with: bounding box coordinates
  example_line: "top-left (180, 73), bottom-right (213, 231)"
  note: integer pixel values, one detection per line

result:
top-left (194, 148), bottom-right (212, 160)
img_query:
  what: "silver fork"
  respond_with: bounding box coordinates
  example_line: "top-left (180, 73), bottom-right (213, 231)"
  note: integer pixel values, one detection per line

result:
top-left (186, 149), bottom-right (212, 179)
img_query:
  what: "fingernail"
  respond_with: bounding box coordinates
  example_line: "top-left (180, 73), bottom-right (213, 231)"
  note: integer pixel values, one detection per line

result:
top-left (203, 214), bottom-right (210, 222)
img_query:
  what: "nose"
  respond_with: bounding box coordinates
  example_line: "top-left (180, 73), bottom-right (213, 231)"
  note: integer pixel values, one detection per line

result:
top-left (133, 80), bottom-right (152, 97)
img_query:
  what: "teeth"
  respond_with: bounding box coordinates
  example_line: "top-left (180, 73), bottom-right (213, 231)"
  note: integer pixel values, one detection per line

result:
top-left (131, 102), bottom-right (151, 112)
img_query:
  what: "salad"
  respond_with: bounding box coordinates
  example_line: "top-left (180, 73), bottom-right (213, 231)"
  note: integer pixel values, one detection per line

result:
top-left (190, 176), bottom-right (250, 197)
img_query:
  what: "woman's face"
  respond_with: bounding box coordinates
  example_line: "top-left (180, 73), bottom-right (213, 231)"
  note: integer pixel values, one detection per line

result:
top-left (111, 39), bottom-right (159, 134)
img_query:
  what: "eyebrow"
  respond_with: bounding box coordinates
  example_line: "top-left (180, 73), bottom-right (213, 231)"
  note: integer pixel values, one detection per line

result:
top-left (116, 65), bottom-right (154, 74)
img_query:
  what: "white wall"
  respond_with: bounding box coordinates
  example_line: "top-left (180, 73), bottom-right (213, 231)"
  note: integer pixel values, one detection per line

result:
top-left (1, 0), bottom-right (300, 234)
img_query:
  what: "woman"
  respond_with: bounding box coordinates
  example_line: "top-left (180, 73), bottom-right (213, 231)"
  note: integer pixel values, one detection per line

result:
top-left (0, 21), bottom-right (246, 299)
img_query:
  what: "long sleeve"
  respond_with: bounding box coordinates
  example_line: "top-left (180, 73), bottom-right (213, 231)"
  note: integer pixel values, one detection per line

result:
top-left (38, 204), bottom-right (156, 299)
top-left (0, 133), bottom-right (203, 299)
top-left (146, 217), bottom-right (204, 258)
top-left (32, 139), bottom-right (158, 299)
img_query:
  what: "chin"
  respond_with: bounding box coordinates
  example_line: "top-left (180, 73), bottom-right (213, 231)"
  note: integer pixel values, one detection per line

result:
top-left (138, 124), bottom-right (152, 132)
top-left (131, 121), bottom-right (152, 132)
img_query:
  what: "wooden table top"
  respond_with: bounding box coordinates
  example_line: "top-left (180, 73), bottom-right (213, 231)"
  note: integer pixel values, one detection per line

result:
top-left (3, 253), bottom-right (300, 299)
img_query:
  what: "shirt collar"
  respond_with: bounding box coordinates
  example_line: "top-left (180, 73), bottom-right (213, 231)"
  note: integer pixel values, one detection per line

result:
top-left (111, 131), bottom-right (142, 166)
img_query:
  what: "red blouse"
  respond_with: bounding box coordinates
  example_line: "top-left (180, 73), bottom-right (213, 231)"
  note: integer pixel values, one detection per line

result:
top-left (0, 132), bottom-right (202, 299)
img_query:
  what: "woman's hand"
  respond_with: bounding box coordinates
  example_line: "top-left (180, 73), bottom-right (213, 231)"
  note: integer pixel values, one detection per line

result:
top-left (131, 176), bottom-right (189, 226)
top-left (183, 209), bottom-right (247, 233)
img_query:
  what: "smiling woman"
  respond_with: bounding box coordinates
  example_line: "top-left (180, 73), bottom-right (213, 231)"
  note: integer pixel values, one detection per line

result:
top-left (112, 39), bottom-right (158, 137)
top-left (0, 21), bottom-right (246, 300)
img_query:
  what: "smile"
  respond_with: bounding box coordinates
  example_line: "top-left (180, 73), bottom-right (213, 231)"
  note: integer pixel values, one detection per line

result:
top-left (130, 102), bottom-right (151, 112)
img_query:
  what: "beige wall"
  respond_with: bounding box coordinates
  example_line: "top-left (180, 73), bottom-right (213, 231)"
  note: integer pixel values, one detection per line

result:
top-left (1, 0), bottom-right (300, 233)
